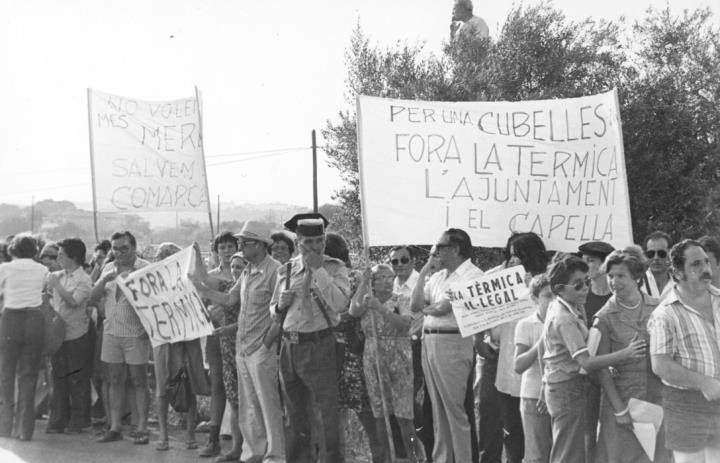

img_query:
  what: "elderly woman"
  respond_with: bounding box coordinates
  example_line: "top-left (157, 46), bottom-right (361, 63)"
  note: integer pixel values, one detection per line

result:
top-left (153, 242), bottom-right (210, 451)
top-left (350, 264), bottom-right (426, 462)
top-left (593, 246), bottom-right (670, 463)
top-left (0, 234), bottom-right (48, 441)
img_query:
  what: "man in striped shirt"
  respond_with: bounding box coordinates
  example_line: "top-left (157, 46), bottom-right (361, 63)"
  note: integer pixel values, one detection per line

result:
top-left (649, 239), bottom-right (720, 463)
top-left (89, 231), bottom-right (151, 444)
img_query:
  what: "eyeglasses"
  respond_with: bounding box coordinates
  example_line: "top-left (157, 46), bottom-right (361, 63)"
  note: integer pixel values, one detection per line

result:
top-left (390, 257), bottom-right (410, 266)
top-left (239, 240), bottom-right (260, 248)
top-left (41, 254), bottom-right (58, 260)
top-left (561, 277), bottom-right (590, 291)
top-left (646, 250), bottom-right (667, 259)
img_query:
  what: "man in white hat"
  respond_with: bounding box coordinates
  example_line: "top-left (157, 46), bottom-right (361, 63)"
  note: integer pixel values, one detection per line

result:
top-left (194, 221), bottom-right (285, 463)
top-left (272, 213), bottom-right (350, 463)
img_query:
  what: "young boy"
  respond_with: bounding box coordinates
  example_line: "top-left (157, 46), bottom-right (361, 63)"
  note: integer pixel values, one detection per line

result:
top-left (514, 274), bottom-right (553, 463)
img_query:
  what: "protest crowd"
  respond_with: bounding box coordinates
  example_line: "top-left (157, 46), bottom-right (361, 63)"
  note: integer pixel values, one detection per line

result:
top-left (1, 214), bottom-right (720, 463)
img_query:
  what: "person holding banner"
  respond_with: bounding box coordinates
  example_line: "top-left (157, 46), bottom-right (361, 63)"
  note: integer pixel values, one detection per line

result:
top-left (351, 264), bottom-right (427, 463)
top-left (410, 228), bottom-right (483, 463)
top-left (195, 221), bottom-right (286, 463)
top-left (593, 246), bottom-right (669, 463)
top-left (271, 213), bottom-right (350, 463)
top-left (648, 240), bottom-right (720, 463)
top-left (542, 255), bottom-right (647, 463)
top-left (151, 242), bottom-right (210, 452)
top-left (89, 231), bottom-right (151, 445)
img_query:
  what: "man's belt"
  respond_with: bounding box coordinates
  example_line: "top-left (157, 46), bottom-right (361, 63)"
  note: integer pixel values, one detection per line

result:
top-left (423, 328), bottom-right (460, 335)
top-left (282, 327), bottom-right (333, 344)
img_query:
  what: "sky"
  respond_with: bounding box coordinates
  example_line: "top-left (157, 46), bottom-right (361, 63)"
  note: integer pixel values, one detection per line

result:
top-left (1, 0), bottom-right (717, 217)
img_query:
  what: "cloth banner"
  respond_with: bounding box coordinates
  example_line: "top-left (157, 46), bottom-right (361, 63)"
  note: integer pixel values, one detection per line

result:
top-left (88, 89), bottom-right (209, 212)
top-left (356, 89), bottom-right (632, 251)
top-left (448, 265), bottom-right (533, 337)
top-left (117, 246), bottom-right (213, 347)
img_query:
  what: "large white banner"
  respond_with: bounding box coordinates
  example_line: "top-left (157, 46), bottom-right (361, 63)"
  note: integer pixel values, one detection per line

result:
top-left (357, 90), bottom-right (633, 251)
top-left (88, 89), bottom-right (209, 212)
top-left (448, 266), bottom-right (534, 337)
top-left (117, 246), bottom-right (213, 347)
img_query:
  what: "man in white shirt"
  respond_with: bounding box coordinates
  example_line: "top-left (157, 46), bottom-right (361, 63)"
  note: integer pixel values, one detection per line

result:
top-left (642, 231), bottom-right (673, 299)
top-left (411, 228), bottom-right (483, 463)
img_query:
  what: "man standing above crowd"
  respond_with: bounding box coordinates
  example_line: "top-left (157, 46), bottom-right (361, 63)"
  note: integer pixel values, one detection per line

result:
top-left (450, 0), bottom-right (489, 44)
top-left (649, 239), bottom-right (720, 463)
top-left (411, 228), bottom-right (483, 463)
top-left (89, 231), bottom-right (151, 445)
top-left (272, 213), bottom-right (350, 462)
top-left (643, 231), bottom-right (673, 299)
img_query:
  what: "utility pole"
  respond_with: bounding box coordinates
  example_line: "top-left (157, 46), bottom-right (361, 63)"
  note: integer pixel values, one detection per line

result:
top-left (312, 129), bottom-right (318, 213)
top-left (30, 196), bottom-right (35, 233)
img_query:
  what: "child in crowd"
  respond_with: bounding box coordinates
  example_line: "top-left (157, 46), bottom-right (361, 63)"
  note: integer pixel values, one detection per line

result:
top-left (514, 274), bottom-right (553, 463)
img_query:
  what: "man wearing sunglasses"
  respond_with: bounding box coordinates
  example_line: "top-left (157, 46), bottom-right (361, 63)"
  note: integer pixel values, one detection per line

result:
top-left (642, 231), bottom-right (673, 299)
top-left (411, 228), bottom-right (483, 463)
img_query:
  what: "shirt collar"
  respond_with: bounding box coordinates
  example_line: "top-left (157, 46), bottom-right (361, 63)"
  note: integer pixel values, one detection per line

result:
top-left (665, 284), bottom-right (720, 316)
top-left (247, 254), bottom-right (272, 275)
top-left (447, 258), bottom-right (475, 279)
top-left (556, 296), bottom-right (585, 319)
top-left (395, 270), bottom-right (419, 289)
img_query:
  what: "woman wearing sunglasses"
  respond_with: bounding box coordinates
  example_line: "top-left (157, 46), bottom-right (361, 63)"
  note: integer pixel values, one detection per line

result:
top-left (593, 246), bottom-right (670, 463)
top-left (542, 255), bottom-right (647, 463)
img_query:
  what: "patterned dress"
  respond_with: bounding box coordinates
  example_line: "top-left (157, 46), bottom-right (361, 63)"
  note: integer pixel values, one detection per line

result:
top-left (215, 278), bottom-right (240, 406)
top-left (361, 294), bottom-right (413, 419)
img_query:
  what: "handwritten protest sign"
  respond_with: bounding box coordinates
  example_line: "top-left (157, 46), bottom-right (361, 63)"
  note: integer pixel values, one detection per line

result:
top-left (356, 90), bottom-right (632, 251)
top-left (88, 89), bottom-right (209, 212)
top-left (117, 246), bottom-right (213, 347)
top-left (448, 266), bottom-right (534, 337)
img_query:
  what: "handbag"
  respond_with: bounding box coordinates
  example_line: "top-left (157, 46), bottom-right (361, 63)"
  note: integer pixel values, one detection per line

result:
top-left (42, 294), bottom-right (65, 356)
top-left (167, 367), bottom-right (192, 413)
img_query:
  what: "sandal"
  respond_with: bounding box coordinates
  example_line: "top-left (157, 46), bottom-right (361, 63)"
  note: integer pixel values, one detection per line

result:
top-left (155, 440), bottom-right (169, 451)
top-left (133, 431), bottom-right (149, 445)
top-left (187, 440), bottom-right (199, 450)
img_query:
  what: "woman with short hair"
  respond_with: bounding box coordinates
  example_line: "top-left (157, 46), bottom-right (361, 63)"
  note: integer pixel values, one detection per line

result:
top-left (594, 246), bottom-right (670, 463)
top-left (0, 234), bottom-right (48, 441)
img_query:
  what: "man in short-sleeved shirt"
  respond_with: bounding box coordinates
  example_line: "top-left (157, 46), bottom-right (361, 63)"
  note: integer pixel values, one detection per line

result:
top-left (411, 228), bottom-right (483, 463)
top-left (648, 239), bottom-right (720, 462)
top-left (90, 231), bottom-right (151, 444)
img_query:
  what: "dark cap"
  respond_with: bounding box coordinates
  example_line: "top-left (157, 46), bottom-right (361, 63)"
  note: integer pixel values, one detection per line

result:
top-left (284, 213), bottom-right (329, 237)
top-left (578, 241), bottom-right (615, 259)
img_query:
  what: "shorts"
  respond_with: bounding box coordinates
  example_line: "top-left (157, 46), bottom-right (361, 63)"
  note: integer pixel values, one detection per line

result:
top-left (663, 385), bottom-right (720, 452)
top-left (101, 332), bottom-right (151, 365)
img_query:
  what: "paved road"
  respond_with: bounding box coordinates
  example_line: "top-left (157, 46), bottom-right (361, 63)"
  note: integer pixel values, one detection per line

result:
top-left (0, 420), bottom-right (372, 463)
top-left (0, 420), bottom-right (232, 463)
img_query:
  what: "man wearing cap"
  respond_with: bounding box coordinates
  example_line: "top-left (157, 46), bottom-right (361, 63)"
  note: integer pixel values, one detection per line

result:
top-left (411, 228), bottom-right (483, 463)
top-left (578, 240), bottom-right (614, 463)
top-left (271, 213), bottom-right (350, 463)
top-left (194, 221), bottom-right (285, 462)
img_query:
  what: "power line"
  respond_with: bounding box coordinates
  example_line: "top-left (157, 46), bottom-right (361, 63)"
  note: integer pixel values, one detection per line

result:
top-left (206, 146), bottom-right (310, 158)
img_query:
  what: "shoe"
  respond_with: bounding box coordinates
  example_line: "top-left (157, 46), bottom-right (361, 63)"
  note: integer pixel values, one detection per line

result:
top-left (133, 430), bottom-right (149, 445)
top-left (155, 440), bottom-right (169, 451)
top-left (195, 421), bottom-right (211, 433)
top-left (199, 440), bottom-right (221, 457)
top-left (97, 430), bottom-right (122, 443)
